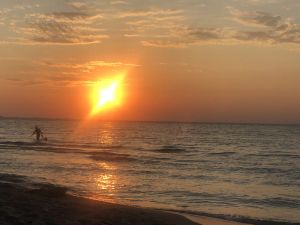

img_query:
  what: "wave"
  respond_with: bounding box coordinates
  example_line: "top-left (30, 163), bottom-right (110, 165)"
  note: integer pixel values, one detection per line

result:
top-left (0, 141), bottom-right (42, 146)
top-left (0, 141), bottom-right (126, 156)
top-left (0, 173), bottom-right (27, 184)
top-left (0, 140), bottom-right (124, 149)
top-left (153, 145), bottom-right (186, 153)
top-left (58, 143), bottom-right (125, 150)
top-left (89, 151), bottom-right (137, 162)
top-left (166, 209), bottom-right (298, 225)
top-left (159, 190), bottom-right (300, 209)
top-left (228, 166), bottom-right (291, 174)
top-left (246, 153), bottom-right (300, 159)
top-left (207, 151), bottom-right (236, 156)
top-left (0, 144), bottom-right (84, 155)
top-left (0, 140), bottom-right (139, 163)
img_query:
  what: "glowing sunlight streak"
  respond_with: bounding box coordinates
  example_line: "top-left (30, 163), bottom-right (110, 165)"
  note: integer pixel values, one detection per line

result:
top-left (89, 75), bottom-right (125, 117)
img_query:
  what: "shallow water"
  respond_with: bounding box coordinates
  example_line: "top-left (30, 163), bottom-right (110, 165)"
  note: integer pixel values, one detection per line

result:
top-left (0, 118), bottom-right (299, 223)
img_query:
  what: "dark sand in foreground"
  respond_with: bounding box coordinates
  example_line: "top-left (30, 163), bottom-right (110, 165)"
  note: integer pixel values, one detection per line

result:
top-left (0, 182), bottom-right (199, 225)
top-left (0, 179), bottom-right (297, 225)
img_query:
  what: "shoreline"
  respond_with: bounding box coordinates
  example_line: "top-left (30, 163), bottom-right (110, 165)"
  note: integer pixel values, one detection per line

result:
top-left (178, 214), bottom-right (251, 225)
top-left (0, 176), bottom-right (297, 225)
top-left (0, 181), bottom-right (199, 225)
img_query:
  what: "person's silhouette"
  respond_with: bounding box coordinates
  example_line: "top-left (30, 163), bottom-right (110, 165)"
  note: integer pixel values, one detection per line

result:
top-left (32, 125), bottom-right (43, 141)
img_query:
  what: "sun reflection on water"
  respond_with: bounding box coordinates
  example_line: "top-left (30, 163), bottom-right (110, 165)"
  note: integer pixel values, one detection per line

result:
top-left (98, 162), bottom-right (116, 170)
top-left (97, 123), bottom-right (115, 145)
top-left (92, 162), bottom-right (117, 202)
top-left (95, 174), bottom-right (115, 191)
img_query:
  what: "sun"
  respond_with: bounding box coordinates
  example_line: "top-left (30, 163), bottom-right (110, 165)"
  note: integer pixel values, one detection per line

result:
top-left (90, 76), bottom-right (124, 116)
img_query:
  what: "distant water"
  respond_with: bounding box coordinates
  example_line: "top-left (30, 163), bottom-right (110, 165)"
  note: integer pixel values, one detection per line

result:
top-left (0, 119), bottom-right (299, 223)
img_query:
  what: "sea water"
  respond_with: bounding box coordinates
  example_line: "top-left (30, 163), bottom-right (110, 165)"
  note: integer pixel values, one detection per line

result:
top-left (0, 118), bottom-right (299, 223)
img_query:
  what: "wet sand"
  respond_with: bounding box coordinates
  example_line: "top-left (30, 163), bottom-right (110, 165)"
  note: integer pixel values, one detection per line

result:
top-left (0, 181), bottom-right (200, 225)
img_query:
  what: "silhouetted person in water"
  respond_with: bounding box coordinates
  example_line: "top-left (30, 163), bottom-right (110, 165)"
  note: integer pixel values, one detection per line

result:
top-left (32, 125), bottom-right (44, 141)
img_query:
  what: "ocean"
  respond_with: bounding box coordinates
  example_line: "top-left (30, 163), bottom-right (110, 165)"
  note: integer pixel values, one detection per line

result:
top-left (0, 118), bottom-right (299, 223)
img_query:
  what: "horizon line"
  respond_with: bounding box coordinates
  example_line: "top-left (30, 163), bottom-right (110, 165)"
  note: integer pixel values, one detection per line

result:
top-left (0, 115), bottom-right (299, 126)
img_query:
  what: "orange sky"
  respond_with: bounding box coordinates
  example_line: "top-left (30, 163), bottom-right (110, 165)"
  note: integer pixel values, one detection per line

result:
top-left (0, 0), bottom-right (300, 124)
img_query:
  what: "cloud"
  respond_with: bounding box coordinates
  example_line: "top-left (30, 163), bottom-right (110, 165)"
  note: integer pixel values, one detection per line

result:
top-left (186, 27), bottom-right (230, 40)
top-left (110, 1), bottom-right (128, 5)
top-left (141, 26), bottom-right (234, 48)
top-left (2, 2), bottom-right (299, 48)
top-left (120, 8), bottom-right (185, 38)
top-left (141, 40), bottom-right (187, 48)
top-left (37, 12), bottom-right (103, 24)
top-left (244, 0), bottom-right (279, 4)
top-left (119, 8), bottom-right (182, 18)
top-left (37, 60), bottom-right (140, 70)
top-left (12, 10), bottom-right (107, 45)
top-left (228, 7), bottom-right (281, 27)
top-left (68, 2), bottom-right (89, 11)
top-left (141, 9), bottom-right (300, 48)
top-left (2, 3), bottom-right (185, 46)
top-left (2, 58), bottom-right (140, 87)
top-left (0, 8), bottom-right (11, 25)
top-left (0, 16), bottom-right (4, 25)
top-left (35, 59), bottom-right (140, 83)
top-left (228, 8), bottom-right (300, 44)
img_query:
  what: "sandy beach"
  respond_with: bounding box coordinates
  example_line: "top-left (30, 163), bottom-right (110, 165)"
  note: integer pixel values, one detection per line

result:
top-left (0, 174), bottom-right (298, 225)
top-left (0, 180), bottom-right (200, 225)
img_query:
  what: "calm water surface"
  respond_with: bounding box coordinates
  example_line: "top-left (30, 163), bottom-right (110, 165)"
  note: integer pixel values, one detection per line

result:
top-left (0, 119), bottom-right (299, 223)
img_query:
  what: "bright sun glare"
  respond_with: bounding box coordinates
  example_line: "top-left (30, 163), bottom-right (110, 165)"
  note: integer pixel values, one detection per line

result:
top-left (90, 76), bottom-right (124, 116)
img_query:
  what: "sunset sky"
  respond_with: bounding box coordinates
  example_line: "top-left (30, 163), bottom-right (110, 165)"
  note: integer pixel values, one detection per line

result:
top-left (0, 0), bottom-right (299, 123)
